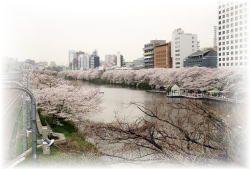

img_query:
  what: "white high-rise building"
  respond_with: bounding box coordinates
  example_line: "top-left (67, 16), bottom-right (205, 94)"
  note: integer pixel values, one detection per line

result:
top-left (214, 26), bottom-right (217, 48)
top-left (68, 49), bottom-right (76, 69)
top-left (217, 1), bottom-right (248, 67)
top-left (171, 28), bottom-right (199, 68)
top-left (80, 53), bottom-right (90, 70)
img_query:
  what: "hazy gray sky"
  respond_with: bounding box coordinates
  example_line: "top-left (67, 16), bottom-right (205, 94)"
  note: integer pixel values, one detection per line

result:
top-left (1, 0), bottom-right (219, 65)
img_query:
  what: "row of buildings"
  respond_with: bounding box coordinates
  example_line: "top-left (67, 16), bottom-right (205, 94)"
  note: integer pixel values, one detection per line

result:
top-left (69, 1), bottom-right (247, 70)
top-left (69, 50), bottom-right (100, 70)
top-left (143, 29), bottom-right (210, 69)
top-left (69, 50), bottom-right (127, 70)
top-left (143, 1), bottom-right (248, 69)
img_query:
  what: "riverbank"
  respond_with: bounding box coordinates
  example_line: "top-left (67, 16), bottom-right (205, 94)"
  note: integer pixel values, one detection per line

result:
top-left (67, 77), bottom-right (153, 90)
top-left (39, 114), bottom-right (98, 153)
top-left (18, 114), bottom-right (99, 166)
top-left (166, 94), bottom-right (242, 103)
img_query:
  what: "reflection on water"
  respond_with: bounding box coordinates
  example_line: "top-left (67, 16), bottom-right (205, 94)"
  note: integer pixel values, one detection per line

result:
top-left (73, 80), bottom-right (243, 124)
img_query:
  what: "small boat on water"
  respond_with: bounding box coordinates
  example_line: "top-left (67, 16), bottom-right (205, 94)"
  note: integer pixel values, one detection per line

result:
top-left (166, 95), bottom-right (184, 98)
top-left (146, 90), bottom-right (167, 93)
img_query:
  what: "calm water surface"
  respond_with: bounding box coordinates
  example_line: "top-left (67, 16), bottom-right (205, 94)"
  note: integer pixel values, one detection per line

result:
top-left (73, 81), bottom-right (242, 124)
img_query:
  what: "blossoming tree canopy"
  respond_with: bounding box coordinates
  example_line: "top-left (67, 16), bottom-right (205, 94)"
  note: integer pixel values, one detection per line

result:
top-left (58, 67), bottom-right (245, 95)
top-left (31, 70), bottom-right (101, 122)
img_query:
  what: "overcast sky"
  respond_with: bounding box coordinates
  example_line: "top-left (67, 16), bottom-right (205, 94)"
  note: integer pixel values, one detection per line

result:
top-left (1, 0), bottom-right (220, 65)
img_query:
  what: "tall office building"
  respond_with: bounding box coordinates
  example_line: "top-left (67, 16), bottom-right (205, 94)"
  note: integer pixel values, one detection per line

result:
top-left (214, 26), bottom-right (217, 48)
top-left (143, 40), bottom-right (166, 68)
top-left (116, 52), bottom-right (124, 67)
top-left (90, 50), bottom-right (100, 69)
top-left (79, 52), bottom-right (90, 70)
top-left (69, 49), bottom-right (76, 69)
top-left (76, 51), bottom-right (85, 70)
top-left (171, 28), bottom-right (199, 68)
top-left (217, 1), bottom-right (248, 67)
top-left (84, 53), bottom-right (91, 70)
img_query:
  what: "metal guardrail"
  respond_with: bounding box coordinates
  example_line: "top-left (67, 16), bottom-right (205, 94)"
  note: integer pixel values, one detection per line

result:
top-left (1, 72), bottom-right (38, 166)
top-left (4, 82), bottom-right (38, 161)
top-left (1, 71), bottom-right (66, 167)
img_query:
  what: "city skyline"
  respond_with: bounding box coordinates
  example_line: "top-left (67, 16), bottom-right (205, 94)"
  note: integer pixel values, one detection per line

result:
top-left (1, 0), bottom-right (219, 66)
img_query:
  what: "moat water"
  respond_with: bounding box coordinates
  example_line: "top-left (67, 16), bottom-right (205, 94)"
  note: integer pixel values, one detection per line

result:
top-left (73, 81), bottom-right (243, 124)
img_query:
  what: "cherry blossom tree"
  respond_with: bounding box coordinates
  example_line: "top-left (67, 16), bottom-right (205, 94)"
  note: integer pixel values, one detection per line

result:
top-left (30, 70), bottom-right (101, 123)
top-left (34, 84), bottom-right (101, 122)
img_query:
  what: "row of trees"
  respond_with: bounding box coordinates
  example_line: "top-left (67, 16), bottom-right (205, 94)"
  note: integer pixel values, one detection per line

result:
top-left (58, 67), bottom-right (245, 94)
